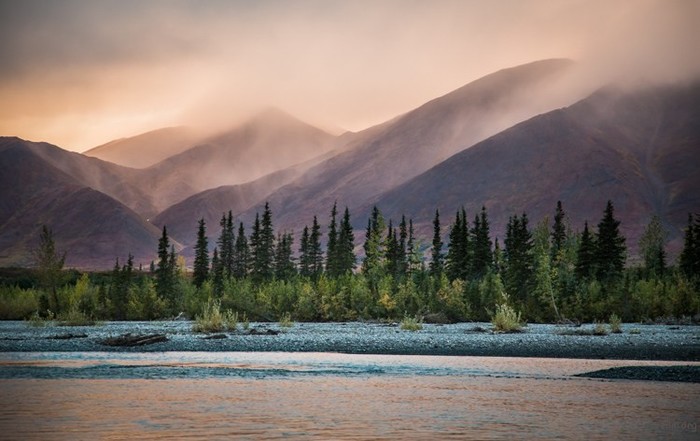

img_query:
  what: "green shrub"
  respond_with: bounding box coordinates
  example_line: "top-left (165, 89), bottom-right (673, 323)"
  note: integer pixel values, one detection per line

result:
top-left (279, 312), bottom-right (294, 328)
top-left (399, 314), bottom-right (423, 331)
top-left (0, 286), bottom-right (40, 319)
top-left (609, 313), bottom-right (622, 333)
top-left (593, 321), bottom-right (609, 336)
top-left (57, 308), bottom-right (100, 326)
top-left (193, 300), bottom-right (236, 333)
top-left (491, 294), bottom-right (523, 333)
top-left (27, 310), bottom-right (54, 327)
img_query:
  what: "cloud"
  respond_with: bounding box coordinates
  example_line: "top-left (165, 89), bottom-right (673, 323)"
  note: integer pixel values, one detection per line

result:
top-left (0, 0), bottom-right (697, 151)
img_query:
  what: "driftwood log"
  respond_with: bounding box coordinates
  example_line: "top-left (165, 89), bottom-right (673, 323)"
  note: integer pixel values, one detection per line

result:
top-left (100, 333), bottom-right (168, 347)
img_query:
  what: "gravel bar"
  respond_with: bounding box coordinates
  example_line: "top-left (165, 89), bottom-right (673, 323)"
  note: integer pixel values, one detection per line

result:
top-left (1, 321), bottom-right (698, 361)
top-left (576, 365), bottom-right (700, 382)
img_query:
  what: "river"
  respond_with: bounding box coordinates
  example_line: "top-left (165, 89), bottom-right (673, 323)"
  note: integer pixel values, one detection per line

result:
top-left (0, 352), bottom-right (698, 440)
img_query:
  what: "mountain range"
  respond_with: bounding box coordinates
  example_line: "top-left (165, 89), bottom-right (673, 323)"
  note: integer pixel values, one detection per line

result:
top-left (1, 59), bottom-right (698, 269)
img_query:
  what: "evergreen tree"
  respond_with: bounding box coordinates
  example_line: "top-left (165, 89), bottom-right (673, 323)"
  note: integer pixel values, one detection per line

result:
top-left (217, 211), bottom-right (234, 279)
top-left (471, 206), bottom-right (493, 279)
top-left (679, 213), bottom-right (700, 279)
top-left (257, 202), bottom-right (276, 281)
top-left (193, 218), bottom-right (210, 288)
top-left (406, 219), bottom-right (422, 274)
top-left (211, 247), bottom-right (224, 295)
top-left (503, 213), bottom-right (533, 306)
top-left (33, 225), bottom-right (66, 314)
top-left (299, 225), bottom-right (311, 277)
top-left (326, 202), bottom-right (339, 276)
top-left (362, 206), bottom-right (385, 275)
top-left (110, 254), bottom-right (134, 320)
top-left (638, 215), bottom-right (667, 276)
top-left (430, 209), bottom-right (444, 277)
top-left (551, 201), bottom-right (566, 260)
top-left (155, 226), bottom-right (174, 304)
top-left (275, 232), bottom-right (296, 279)
top-left (385, 220), bottom-right (400, 278)
top-left (575, 221), bottom-right (595, 280)
top-left (594, 200), bottom-right (626, 281)
top-left (309, 216), bottom-right (324, 278)
top-left (446, 209), bottom-right (469, 281)
top-left (233, 222), bottom-right (249, 279)
top-left (398, 215), bottom-right (408, 277)
top-left (337, 207), bottom-right (356, 275)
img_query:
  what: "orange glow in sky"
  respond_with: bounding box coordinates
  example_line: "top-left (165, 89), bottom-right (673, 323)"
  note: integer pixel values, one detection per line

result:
top-left (0, 0), bottom-right (698, 151)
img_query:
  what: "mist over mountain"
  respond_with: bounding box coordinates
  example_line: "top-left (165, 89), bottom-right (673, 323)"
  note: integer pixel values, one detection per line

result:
top-left (134, 108), bottom-right (339, 212)
top-left (0, 138), bottom-right (164, 269)
top-left (84, 126), bottom-right (203, 169)
top-left (235, 59), bottom-right (583, 230)
top-left (369, 80), bottom-right (700, 257)
top-left (1, 59), bottom-right (698, 269)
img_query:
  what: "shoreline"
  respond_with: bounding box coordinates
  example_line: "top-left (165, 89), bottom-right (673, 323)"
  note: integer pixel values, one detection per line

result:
top-left (1, 321), bottom-right (698, 362)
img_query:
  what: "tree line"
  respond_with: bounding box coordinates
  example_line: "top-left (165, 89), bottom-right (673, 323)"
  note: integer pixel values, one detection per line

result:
top-left (2, 201), bottom-right (699, 323)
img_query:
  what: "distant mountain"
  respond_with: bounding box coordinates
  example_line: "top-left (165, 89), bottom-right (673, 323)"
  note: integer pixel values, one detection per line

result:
top-left (137, 108), bottom-right (339, 212)
top-left (369, 81), bottom-right (700, 257)
top-left (22, 140), bottom-right (156, 217)
top-left (84, 126), bottom-right (202, 169)
top-left (0, 138), bottom-right (165, 269)
top-left (235, 59), bottom-right (581, 230)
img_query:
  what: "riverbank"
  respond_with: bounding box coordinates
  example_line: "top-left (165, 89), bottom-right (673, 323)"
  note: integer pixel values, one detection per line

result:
top-left (1, 321), bottom-right (698, 361)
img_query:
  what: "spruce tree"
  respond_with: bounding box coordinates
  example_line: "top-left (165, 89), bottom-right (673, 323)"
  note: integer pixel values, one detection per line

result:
top-left (337, 207), bottom-right (356, 275)
top-left (309, 216), bottom-right (324, 278)
top-left (398, 215), bottom-right (408, 278)
top-left (503, 213), bottom-right (533, 306)
top-left (299, 225), bottom-right (311, 277)
top-left (471, 206), bottom-right (493, 279)
top-left (575, 221), bottom-right (595, 280)
top-left (217, 211), bottom-right (234, 279)
top-left (233, 222), bottom-right (249, 279)
top-left (155, 226), bottom-right (173, 304)
top-left (446, 209), bottom-right (469, 281)
top-left (193, 218), bottom-right (210, 288)
top-left (551, 201), bottom-right (566, 260)
top-left (362, 206), bottom-right (385, 276)
top-left (211, 247), bottom-right (224, 294)
top-left (430, 209), bottom-right (444, 277)
top-left (326, 202), bottom-right (339, 276)
top-left (679, 213), bottom-right (700, 279)
top-left (594, 200), bottom-right (626, 281)
top-left (274, 232), bottom-right (296, 279)
top-left (257, 202), bottom-right (276, 281)
top-left (34, 225), bottom-right (66, 314)
top-left (638, 215), bottom-right (667, 277)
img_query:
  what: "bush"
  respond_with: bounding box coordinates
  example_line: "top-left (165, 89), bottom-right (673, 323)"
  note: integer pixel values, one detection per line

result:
top-left (57, 308), bottom-right (100, 326)
top-left (279, 312), bottom-right (294, 328)
top-left (593, 321), bottom-right (609, 336)
top-left (609, 313), bottom-right (622, 333)
top-left (193, 300), bottom-right (237, 333)
top-left (0, 286), bottom-right (40, 319)
top-left (400, 314), bottom-right (423, 331)
top-left (491, 294), bottom-right (523, 333)
top-left (27, 310), bottom-right (54, 327)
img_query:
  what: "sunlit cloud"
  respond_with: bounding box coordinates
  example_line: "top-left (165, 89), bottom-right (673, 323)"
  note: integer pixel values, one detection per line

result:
top-left (0, 0), bottom-right (697, 151)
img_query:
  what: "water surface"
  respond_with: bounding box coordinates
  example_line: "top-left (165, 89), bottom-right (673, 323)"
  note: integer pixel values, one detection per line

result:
top-left (1, 352), bottom-right (698, 440)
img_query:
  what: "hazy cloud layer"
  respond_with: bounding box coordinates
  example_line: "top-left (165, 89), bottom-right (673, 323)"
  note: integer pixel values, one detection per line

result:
top-left (0, 0), bottom-right (698, 151)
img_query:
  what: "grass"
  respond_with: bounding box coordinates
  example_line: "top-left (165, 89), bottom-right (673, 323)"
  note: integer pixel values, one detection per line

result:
top-left (609, 313), bottom-right (623, 333)
top-left (593, 321), bottom-right (609, 336)
top-left (192, 300), bottom-right (237, 333)
top-left (279, 312), bottom-right (294, 328)
top-left (491, 302), bottom-right (523, 333)
top-left (27, 310), bottom-right (54, 327)
top-left (56, 308), bottom-right (100, 326)
top-left (399, 314), bottom-right (423, 331)
top-left (629, 328), bottom-right (641, 335)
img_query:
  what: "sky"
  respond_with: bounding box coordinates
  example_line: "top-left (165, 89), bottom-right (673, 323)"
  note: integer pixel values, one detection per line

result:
top-left (0, 0), bottom-right (698, 152)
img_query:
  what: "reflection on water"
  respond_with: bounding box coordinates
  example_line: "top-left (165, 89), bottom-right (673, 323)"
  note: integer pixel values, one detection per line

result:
top-left (0, 353), bottom-right (698, 440)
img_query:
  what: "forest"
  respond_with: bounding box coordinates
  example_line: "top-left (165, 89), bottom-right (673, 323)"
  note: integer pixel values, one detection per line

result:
top-left (1, 200), bottom-right (699, 325)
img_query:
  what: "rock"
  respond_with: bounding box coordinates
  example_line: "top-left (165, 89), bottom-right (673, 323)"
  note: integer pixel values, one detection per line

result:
top-left (49, 333), bottom-right (88, 340)
top-left (203, 333), bottom-right (227, 340)
top-left (100, 333), bottom-right (168, 347)
top-left (247, 328), bottom-right (279, 336)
